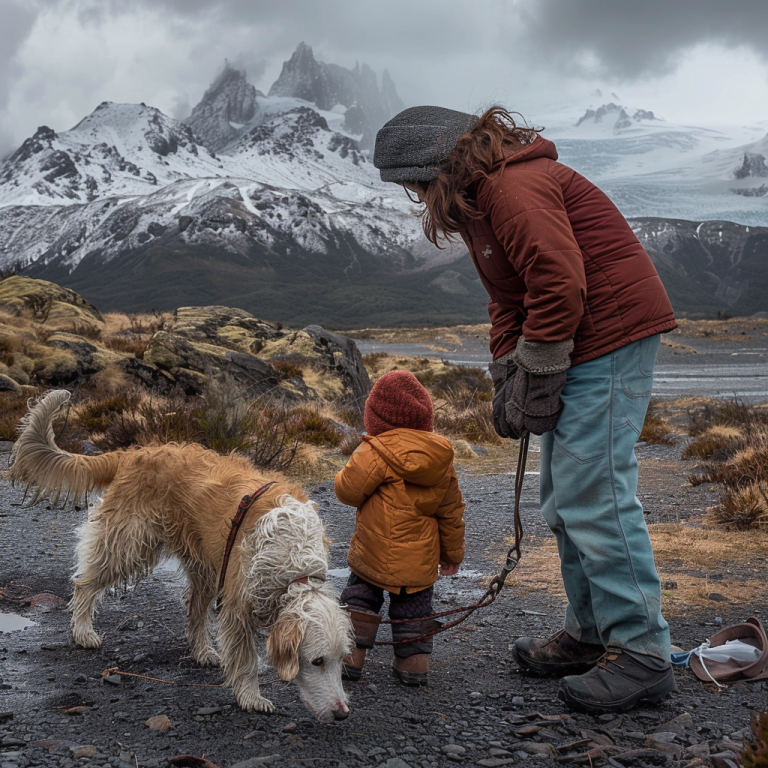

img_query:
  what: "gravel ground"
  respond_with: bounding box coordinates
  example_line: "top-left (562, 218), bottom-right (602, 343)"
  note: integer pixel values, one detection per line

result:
top-left (1, 437), bottom-right (766, 768)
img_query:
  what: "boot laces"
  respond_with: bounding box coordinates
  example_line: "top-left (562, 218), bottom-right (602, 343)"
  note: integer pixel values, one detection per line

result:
top-left (595, 651), bottom-right (625, 675)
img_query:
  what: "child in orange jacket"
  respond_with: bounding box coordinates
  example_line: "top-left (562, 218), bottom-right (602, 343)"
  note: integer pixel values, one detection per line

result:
top-left (335, 370), bottom-right (465, 685)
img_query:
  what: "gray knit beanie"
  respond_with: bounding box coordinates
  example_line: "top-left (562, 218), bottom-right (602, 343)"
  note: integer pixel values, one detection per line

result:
top-left (373, 106), bottom-right (479, 183)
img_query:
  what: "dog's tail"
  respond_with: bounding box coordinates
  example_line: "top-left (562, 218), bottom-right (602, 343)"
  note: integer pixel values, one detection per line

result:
top-left (7, 390), bottom-right (121, 507)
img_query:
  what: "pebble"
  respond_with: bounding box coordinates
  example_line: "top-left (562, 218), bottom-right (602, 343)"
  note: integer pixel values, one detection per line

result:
top-left (196, 706), bottom-right (222, 716)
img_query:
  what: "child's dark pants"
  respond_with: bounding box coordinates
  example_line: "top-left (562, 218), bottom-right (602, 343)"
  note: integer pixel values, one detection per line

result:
top-left (341, 572), bottom-right (434, 658)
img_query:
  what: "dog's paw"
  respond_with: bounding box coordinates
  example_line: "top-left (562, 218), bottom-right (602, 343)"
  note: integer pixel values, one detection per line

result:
top-left (194, 648), bottom-right (220, 667)
top-left (236, 687), bottom-right (275, 714)
top-left (72, 626), bottom-right (102, 649)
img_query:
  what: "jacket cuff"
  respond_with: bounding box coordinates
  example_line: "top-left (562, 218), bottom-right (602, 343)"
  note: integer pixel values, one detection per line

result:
top-left (513, 336), bottom-right (574, 374)
top-left (488, 351), bottom-right (516, 389)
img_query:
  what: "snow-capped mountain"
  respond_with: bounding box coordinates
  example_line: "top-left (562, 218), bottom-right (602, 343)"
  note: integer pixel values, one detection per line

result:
top-left (0, 64), bottom-right (766, 324)
top-left (0, 102), bottom-right (434, 271)
top-left (530, 91), bottom-right (768, 226)
top-left (185, 63), bottom-right (262, 152)
top-left (0, 51), bottom-right (474, 326)
top-left (0, 102), bottom-right (223, 207)
top-left (267, 42), bottom-right (403, 150)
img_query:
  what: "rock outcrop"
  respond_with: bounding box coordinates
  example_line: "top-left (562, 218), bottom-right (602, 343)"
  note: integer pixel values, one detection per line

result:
top-left (0, 275), bottom-right (103, 329)
top-left (268, 42), bottom-right (403, 150)
top-left (185, 63), bottom-right (260, 152)
top-left (0, 278), bottom-right (370, 410)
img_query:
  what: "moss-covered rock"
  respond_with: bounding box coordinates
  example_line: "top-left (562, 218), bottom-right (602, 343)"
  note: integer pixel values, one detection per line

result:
top-left (168, 306), bottom-right (281, 354)
top-left (0, 275), bottom-right (104, 332)
top-left (259, 325), bottom-right (370, 411)
top-left (143, 330), bottom-right (284, 398)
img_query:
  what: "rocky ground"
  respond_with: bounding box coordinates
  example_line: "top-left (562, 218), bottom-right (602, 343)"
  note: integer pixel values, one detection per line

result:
top-left (1, 435), bottom-right (766, 768)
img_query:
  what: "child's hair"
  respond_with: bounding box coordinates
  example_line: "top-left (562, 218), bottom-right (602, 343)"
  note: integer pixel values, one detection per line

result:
top-left (414, 106), bottom-right (540, 246)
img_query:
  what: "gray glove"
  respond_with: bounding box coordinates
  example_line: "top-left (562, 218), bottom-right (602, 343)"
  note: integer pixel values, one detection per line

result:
top-left (492, 337), bottom-right (574, 438)
top-left (490, 352), bottom-right (520, 439)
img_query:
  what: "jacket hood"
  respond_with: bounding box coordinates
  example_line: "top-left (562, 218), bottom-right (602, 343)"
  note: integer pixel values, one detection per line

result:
top-left (496, 135), bottom-right (558, 167)
top-left (364, 429), bottom-right (454, 486)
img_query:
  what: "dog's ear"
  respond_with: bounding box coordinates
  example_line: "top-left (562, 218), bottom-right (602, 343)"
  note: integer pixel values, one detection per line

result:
top-left (267, 611), bottom-right (305, 681)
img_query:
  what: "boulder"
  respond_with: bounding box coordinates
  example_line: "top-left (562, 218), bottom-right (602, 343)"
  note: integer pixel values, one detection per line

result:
top-left (0, 372), bottom-right (20, 392)
top-left (143, 330), bottom-right (283, 398)
top-left (46, 332), bottom-right (124, 377)
top-left (167, 306), bottom-right (282, 354)
top-left (0, 275), bottom-right (103, 332)
top-left (258, 325), bottom-right (370, 411)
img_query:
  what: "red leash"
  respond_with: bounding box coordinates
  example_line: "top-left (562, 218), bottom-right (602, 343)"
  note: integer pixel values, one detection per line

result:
top-left (217, 481), bottom-right (277, 601)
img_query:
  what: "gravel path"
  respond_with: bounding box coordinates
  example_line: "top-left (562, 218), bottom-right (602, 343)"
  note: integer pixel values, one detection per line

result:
top-left (1, 439), bottom-right (766, 768)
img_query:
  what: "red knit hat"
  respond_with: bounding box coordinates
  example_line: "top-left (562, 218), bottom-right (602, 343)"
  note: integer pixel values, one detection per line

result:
top-left (364, 370), bottom-right (434, 436)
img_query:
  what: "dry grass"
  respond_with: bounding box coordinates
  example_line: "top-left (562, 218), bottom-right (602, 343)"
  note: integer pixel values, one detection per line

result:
top-left (640, 414), bottom-right (675, 445)
top-left (499, 521), bottom-right (768, 612)
top-left (342, 324), bottom-right (491, 344)
top-left (0, 390), bottom-right (39, 441)
top-left (674, 317), bottom-right (768, 340)
top-left (681, 401), bottom-right (768, 528)
top-left (650, 522), bottom-right (768, 608)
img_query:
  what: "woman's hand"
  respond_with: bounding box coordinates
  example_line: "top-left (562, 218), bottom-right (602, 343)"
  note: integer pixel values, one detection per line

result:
top-left (440, 561), bottom-right (460, 576)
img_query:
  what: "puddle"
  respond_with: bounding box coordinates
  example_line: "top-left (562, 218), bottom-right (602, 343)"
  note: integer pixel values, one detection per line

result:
top-left (155, 555), bottom-right (182, 574)
top-left (0, 612), bottom-right (36, 633)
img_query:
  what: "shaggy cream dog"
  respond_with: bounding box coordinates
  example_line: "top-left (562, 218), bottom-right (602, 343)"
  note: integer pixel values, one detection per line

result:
top-left (8, 390), bottom-right (354, 722)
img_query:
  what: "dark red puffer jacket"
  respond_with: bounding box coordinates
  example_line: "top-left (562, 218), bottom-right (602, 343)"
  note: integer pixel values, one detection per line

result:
top-left (459, 136), bottom-right (677, 365)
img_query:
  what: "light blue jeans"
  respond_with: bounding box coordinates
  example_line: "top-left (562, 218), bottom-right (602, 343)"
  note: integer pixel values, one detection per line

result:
top-left (539, 334), bottom-right (670, 660)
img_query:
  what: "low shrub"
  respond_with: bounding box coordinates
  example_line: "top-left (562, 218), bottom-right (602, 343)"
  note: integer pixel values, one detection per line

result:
top-left (270, 358), bottom-right (306, 380)
top-left (682, 425), bottom-right (743, 461)
top-left (285, 405), bottom-right (343, 447)
top-left (339, 429), bottom-right (364, 456)
top-left (102, 335), bottom-right (149, 357)
top-left (640, 414), bottom-right (675, 445)
top-left (428, 366), bottom-right (492, 403)
top-left (709, 482), bottom-right (768, 530)
top-left (688, 398), bottom-right (768, 436)
top-left (434, 401), bottom-right (501, 445)
top-left (0, 391), bottom-right (34, 441)
top-left (74, 392), bottom-right (142, 434)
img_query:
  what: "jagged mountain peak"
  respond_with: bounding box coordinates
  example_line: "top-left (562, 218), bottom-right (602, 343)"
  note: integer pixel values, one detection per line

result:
top-left (0, 101), bottom-right (221, 207)
top-left (185, 62), bottom-right (260, 152)
top-left (267, 42), bottom-right (403, 150)
top-left (575, 101), bottom-right (661, 132)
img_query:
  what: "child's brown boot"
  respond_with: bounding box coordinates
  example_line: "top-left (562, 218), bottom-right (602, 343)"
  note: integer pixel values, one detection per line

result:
top-left (343, 609), bottom-right (381, 681)
top-left (392, 653), bottom-right (429, 686)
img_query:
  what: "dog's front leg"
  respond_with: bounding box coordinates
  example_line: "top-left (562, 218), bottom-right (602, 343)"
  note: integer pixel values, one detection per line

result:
top-left (185, 568), bottom-right (220, 667)
top-left (217, 601), bottom-right (274, 713)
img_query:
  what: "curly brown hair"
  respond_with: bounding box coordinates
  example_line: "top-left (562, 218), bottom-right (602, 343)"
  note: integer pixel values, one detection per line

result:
top-left (411, 106), bottom-right (540, 246)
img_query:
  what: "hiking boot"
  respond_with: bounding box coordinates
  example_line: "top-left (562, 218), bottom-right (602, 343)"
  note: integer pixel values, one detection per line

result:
top-left (392, 654), bottom-right (428, 686)
top-left (559, 648), bottom-right (677, 713)
top-left (514, 630), bottom-right (605, 676)
top-left (342, 609), bottom-right (381, 681)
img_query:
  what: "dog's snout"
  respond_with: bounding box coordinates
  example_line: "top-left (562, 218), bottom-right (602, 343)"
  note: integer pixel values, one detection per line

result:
top-left (332, 701), bottom-right (350, 721)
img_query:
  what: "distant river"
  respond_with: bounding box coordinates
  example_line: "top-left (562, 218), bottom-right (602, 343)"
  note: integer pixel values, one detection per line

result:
top-left (355, 333), bottom-right (768, 403)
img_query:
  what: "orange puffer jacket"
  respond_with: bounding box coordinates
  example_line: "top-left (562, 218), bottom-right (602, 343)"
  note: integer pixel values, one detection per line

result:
top-left (334, 429), bottom-right (465, 593)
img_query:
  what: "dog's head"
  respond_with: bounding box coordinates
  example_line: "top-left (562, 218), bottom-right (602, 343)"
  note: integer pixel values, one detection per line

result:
top-left (266, 584), bottom-right (354, 723)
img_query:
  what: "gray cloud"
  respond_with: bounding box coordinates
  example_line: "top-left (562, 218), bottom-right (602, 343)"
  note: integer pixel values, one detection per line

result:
top-left (515, 0), bottom-right (768, 78)
top-left (0, 0), bottom-right (39, 157)
top-left (1, 0), bottom-right (767, 157)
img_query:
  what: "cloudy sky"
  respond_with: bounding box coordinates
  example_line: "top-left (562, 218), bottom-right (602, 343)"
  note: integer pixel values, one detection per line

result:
top-left (2, 0), bottom-right (767, 157)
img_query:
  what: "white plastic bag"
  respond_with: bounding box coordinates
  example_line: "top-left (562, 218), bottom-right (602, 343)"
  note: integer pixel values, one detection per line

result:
top-left (696, 639), bottom-right (761, 664)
